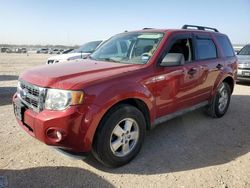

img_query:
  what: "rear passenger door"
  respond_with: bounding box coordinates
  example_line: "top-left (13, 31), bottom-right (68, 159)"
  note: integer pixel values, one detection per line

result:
top-left (192, 33), bottom-right (222, 101)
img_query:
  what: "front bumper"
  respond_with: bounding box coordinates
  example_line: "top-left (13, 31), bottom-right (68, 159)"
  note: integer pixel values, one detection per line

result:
top-left (237, 68), bottom-right (250, 81)
top-left (13, 93), bottom-right (94, 153)
top-left (53, 147), bottom-right (89, 160)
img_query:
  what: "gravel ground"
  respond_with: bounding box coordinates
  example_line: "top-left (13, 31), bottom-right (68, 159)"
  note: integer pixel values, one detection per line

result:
top-left (0, 53), bottom-right (249, 188)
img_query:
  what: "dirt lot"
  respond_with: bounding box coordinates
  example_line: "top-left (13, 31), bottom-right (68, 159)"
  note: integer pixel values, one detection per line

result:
top-left (0, 53), bottom-right (249, 188)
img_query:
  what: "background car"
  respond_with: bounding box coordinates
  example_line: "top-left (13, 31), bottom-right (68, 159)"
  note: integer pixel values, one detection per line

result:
top-left (233, 45), bottom-right (244, 54)
top-left (0, 47), bottom-right (11, 53)
top-left (37, 48), bottom-right (49, 54)
top-left (15, 48), bottom-right (27, 53)
top-left (237, 44), bottom-right (250, 82)
top-left (49, 48), bottom-right (61, 54)
top-left (46, 40), bottom-right (102, 64)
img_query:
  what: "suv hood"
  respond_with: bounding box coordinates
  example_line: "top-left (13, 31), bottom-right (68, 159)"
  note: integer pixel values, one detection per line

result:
top-left (237, 55), bottom-right (250, 63)
top-left (20, 59), bottom-right (142, 90)
top-left (48, 52), bottom-right (90, 61)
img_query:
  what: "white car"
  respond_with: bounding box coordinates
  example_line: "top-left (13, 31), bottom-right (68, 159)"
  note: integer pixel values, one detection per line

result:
top-left (237, 44), bottom-right (250, 82)
top-left (47, 41), bottom-right (102, 64)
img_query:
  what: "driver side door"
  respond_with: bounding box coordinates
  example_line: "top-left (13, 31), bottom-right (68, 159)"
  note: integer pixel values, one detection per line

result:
top-left (153, 33), bottom-right (203, 118)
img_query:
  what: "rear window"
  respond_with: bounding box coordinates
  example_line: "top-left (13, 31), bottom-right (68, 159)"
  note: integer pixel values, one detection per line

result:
top-left (196, 39), bottom-right (217, 60)
top-left (216, 35), bottom-right (235, 57)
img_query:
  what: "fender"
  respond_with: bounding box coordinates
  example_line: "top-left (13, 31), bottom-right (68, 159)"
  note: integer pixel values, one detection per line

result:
top-left (81, 81), bottom-right (156, 151)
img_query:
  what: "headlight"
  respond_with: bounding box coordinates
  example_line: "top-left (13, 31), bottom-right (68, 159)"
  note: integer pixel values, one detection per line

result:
top-left (45, 89), bottom-right (84, 111)
top-left (17, 80), bottom-right (21, 89)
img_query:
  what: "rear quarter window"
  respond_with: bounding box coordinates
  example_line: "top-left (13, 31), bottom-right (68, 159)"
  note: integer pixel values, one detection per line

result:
top-left (216, 35), bottom-right (235, 57)
top-left (196, 38), bottom-right (217, 60)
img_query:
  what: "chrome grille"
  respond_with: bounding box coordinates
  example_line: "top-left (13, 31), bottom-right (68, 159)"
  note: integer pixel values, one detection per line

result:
top-left (238, 67), bottom-right (250, 70)
top-left (238, 62), bottom-right (250, 69)
top-left (17, 80), bottom-right (46, 112)
top-left (20, 82), bottom-right (39, 96)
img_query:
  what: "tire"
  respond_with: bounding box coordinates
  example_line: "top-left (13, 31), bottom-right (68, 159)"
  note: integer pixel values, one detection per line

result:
top-left (92, 104), bottom-right (146, 167)
top-left (207, 82), bottom-right (231, 118)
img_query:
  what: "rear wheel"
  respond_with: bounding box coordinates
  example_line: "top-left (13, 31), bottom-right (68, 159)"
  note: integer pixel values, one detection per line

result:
top-left (92, 104), bottom-right (146, 167)
top-left (207, 82), bottom-right (231, 118)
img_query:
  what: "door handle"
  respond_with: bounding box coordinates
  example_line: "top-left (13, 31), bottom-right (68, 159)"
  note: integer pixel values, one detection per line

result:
top-left (187, 68), bottom-right (197, 75)
top-left (216, 64), bottom-right (223, 69)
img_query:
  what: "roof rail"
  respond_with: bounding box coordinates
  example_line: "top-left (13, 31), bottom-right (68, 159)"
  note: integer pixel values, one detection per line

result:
top-left (142, 28), bottom-right (154, 30)
top-left (182, 24), bottom-right (219, 32)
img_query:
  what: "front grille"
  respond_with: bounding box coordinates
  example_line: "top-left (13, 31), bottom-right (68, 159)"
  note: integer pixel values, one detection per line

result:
top-left (23, 97), bottom-right (38, 108)
top-left (17, 80), bottom-right (46, 112)
top-left (238, 68), bottom-right (250, 70)
top-left (20, 82), bottom-right (39, 96)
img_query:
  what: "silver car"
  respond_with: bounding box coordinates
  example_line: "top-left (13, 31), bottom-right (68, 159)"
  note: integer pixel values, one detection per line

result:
top-left (237, 44), bottom-right (250, 81)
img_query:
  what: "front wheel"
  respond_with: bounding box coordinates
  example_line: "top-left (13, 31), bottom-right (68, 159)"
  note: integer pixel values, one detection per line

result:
top-left (92, 104), bottom-right (146, 167)
top-left (207, 82), bottom-right (231, 118)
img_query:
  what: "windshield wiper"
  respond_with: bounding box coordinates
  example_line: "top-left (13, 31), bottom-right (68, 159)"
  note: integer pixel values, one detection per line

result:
top-left (87, 56), bottom-right (121, 63)
top-left (87, 55), bottom-right (96, 60)
top-left (102, 58), bottom-right (120, 63)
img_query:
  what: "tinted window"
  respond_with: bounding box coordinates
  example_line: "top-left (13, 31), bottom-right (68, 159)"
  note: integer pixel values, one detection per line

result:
top-left (168, 38), bottom-right (193, 62)
top-left (196, 39), bottom-right (217, 60)
top-left (216, 36), bottom-right (235, 57)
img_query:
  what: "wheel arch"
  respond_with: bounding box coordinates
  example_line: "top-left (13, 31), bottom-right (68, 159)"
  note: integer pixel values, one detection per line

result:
top-left (213, 74), bottom-right (235, 96)
top-left (92, 98), bottom-right (151, 148)
top-left (96, 97), bottom-right (151, 131)
top-left (222, 76), bottom-right (234, 94)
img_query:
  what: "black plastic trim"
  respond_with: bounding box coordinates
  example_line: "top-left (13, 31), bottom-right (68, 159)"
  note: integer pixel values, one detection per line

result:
top-left (182, 24), bottom-right (219, 32)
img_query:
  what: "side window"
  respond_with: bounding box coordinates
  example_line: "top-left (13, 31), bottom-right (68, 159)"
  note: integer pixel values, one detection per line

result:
top-left (216, 35), bottom-right (235, 57)
top-left (196, 38), bottom-right (217, 60)
top-left (168, 38), bottom-right (193, 62)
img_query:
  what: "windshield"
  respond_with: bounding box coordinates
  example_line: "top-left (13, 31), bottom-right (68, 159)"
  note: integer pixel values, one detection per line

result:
top-left (90, 32), bottom-right (164, 64)
top-left (238, 45), bottom-right (250, 55)
top-left (72, 41), bottom-right (102, 53)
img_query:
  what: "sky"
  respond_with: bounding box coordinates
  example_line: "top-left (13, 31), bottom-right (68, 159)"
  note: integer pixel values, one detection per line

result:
top-left (0, 0), bottom-right (249, 45)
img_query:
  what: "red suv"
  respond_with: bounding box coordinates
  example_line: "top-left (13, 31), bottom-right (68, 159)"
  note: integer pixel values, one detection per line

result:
top-left (13, 25), bottom-right (237, 167)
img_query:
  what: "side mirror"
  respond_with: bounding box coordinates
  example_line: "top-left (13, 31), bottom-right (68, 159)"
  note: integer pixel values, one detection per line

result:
top-left (160, 53), bottom-right (185, 66)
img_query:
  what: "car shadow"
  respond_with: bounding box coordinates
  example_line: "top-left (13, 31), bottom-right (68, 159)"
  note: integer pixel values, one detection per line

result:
top-left (0, 87), bottom-right (16, 106)
top-left (0, 166), bottom-right (114, 188)
top-left (236, 81), bottom-right (250, 86)
top-left (84, 94), bottom-right (250, 175)
top-left (0, 75), bottom-right (18, 82)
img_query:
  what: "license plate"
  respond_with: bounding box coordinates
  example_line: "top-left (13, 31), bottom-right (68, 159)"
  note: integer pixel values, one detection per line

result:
top-left (243, 72), bottom-right (250, 76)
top-left (14, 99), bottom-right (24, 121)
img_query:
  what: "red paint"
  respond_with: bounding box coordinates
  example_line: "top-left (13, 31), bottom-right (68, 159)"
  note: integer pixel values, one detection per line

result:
top-left (13, 29), bottom-right (237, 153)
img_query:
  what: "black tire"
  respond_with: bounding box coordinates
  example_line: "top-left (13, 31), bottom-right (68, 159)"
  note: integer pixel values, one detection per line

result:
top-left (207, 82), bottom-right (231, 118)
top-left (92, 104), bottom-right (146, 167)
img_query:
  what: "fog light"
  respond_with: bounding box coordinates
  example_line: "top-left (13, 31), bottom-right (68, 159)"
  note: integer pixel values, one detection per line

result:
top-left (56, 131), bottom-right (62, 141)
top-left (46, 128), bottom-right (65, 142)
